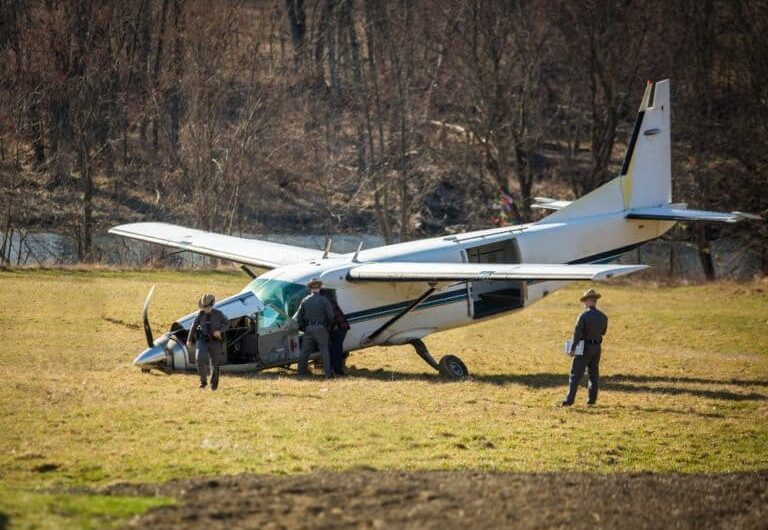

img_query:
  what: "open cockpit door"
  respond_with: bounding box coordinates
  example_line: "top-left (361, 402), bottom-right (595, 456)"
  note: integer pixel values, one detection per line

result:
top-left (465, 239), bottom-right (524, 319)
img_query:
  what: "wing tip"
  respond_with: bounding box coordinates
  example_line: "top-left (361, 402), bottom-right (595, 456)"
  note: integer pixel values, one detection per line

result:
top-left (592, 264), bottom-right (649, 281)
top-left (733, 211), bottom-right (765, 221)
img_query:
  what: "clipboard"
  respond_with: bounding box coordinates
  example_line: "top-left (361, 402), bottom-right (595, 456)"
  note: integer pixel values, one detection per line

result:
top-left (564, 340), bottom-right (584, 356)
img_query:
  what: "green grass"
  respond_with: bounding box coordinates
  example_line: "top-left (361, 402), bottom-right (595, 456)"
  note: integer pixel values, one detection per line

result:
top-left (0, 269), bottom-right (767, 527)
top-left (0, 487), bottom-right (173, 530)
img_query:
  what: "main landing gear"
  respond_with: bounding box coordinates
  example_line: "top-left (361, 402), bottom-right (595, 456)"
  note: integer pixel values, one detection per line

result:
top-left (409, 339), bottom-right (469, 380)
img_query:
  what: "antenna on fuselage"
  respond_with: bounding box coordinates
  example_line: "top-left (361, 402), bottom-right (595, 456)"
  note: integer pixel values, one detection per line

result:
top-left (321, 238), bottom-right (332, 259)
top-left (351, 241), bottom-right (364, 262)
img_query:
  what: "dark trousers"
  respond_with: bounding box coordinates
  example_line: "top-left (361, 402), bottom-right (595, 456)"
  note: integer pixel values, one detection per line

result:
top-left (299, 325), bottom-right (332, 378)
top-left (565, 350), bottom-right (600, 404)
top-left (330, 328), bottom-right (348, 375)
top-left (196, 339), bottom-right (222, 389)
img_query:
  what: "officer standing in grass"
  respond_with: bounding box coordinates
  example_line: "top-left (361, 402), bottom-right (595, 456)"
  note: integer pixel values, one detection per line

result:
top-left (186, 294), bottom-right (229, 390)
top-left (293, 278), bottom-right (335, 378)
top-left (561, 288), bottom-right (608, 407)
top-left (323, 290), bottom-right (351, 376)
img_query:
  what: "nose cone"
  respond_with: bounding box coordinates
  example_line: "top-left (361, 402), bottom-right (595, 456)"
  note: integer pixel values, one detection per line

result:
top-left (134, 345), bottom-right (166, 367)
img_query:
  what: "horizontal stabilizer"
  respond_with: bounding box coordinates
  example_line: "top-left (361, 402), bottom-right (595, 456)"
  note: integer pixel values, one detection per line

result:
top-left (348, 262), bottom-right (648, 282)
top-left (109, 222), bottom-right (335, 269)
top-left (532, 197), bottom-right (572, 211)
top-left (627, 207), bottom-right (763, 223)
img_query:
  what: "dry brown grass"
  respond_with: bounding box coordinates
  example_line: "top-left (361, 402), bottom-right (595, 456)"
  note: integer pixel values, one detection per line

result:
top-left (0, 269), bottom-right (766, 496)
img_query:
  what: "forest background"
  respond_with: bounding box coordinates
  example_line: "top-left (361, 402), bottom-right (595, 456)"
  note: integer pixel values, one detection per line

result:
top-left (0, 0), bottom-right (766, 278)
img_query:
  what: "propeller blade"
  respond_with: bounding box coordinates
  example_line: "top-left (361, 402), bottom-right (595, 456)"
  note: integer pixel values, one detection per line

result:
top-left (142, 285), bottom-right (156, 348)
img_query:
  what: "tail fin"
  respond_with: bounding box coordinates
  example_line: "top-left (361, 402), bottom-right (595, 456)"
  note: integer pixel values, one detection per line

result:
top-left (542, 79), bottom-right (672, 222)
top-left (620, 79), bottom-right (672, 209)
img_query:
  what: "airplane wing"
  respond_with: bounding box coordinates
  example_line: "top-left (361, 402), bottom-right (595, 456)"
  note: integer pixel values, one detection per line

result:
top-left (347, 262), bottom-right (648, 282)
top-left (627, 206), bottom-right (763, 223)
top-left (109, 222), bottom-right (335, 269)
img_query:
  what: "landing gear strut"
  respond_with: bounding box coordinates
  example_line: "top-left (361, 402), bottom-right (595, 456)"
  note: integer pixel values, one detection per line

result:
top-left (409, 339), bottom-right (469, 379)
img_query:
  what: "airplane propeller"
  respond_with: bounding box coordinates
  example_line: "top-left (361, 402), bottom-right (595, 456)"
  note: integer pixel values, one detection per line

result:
top-left (142, 285), bottom-right (156, 348)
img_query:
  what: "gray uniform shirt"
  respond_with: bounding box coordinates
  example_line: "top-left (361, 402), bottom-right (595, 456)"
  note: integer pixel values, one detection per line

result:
top-left (293, 293), bottom-right (334, 329)
top-left (572, 307), bottom-right (608, 354)
top-left (189, 308), bottom-right (229, 342)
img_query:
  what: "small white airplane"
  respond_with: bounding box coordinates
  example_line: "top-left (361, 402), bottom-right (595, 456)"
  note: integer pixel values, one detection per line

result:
top-left (111, 80), bottom-right (761, 378)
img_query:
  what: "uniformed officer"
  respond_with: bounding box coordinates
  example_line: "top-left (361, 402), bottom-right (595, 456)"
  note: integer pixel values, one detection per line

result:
top-left (561, 288), bottom-right (608, 406)
top-left (323, 290), bottom-right (350, 376)
top-left (293, 279), bottom-right (335, 378)
top-left (186, 294), bottom-right (229, 390)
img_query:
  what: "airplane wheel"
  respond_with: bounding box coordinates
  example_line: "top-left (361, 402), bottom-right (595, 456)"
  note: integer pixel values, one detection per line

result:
top-left (140, 367), bottom-right (151, 373)
top-left (438, 355), bottom-right (468, 379)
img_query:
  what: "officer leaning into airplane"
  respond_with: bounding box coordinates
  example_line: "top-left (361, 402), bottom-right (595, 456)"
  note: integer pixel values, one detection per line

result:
top-left (186, 294), bottom-right (229, 390)
top-left (292, 278), bottom-right (335, 378)
top-left (561, 288), bottom-right (608, 407)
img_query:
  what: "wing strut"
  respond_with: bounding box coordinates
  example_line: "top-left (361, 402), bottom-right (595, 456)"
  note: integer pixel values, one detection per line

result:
top-left (363, 286), bottom-right (436, 345)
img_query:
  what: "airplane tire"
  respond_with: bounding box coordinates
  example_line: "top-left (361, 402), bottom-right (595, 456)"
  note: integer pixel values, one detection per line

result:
top-left (140, 367), bottom-right (151, 373)
top-left (438, 355), bottom-right (468, 379)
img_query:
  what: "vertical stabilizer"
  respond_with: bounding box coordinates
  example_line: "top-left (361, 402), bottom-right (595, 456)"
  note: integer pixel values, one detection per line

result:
top-left (541, 79), bottom-right (672, 223)
top-left (620, 79), bottom-right (672, 209)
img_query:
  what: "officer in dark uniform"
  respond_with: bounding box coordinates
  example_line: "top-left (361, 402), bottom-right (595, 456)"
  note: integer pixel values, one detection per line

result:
top-left (561, 288), bottom-right (608, 406)
top-left (186, 294), bottom-right (229, 390)
top-left (323, 290), bottom-right (350, 376)
top-left (292, 278), bottom-right (335, 378)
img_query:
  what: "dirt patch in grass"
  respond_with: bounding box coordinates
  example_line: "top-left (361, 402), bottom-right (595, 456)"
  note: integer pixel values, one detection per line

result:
top-left (109, 471), bottom-right (767, 529)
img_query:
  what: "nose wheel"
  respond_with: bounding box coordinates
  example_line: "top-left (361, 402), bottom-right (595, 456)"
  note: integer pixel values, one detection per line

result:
top-left (409, 339), bottom-right (469, 379)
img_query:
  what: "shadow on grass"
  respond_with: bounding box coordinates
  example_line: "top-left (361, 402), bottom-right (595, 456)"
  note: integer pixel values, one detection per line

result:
top-left (337, 369), bottom-right (768, 402)
top-left (0, 513), bottom-right (7, 530)
top-left (608, 373), bottom-right (768, 388)
top-left (177, 363), bottom-right (768, 402)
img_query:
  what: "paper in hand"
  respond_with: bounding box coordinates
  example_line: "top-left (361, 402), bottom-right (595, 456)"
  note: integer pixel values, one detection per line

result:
top-left (564, 340), bottom-right (584, 356)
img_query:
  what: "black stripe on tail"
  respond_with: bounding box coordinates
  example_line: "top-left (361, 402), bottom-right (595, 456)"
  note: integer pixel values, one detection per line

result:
top-left (620, 109), bottom-right (645, 176)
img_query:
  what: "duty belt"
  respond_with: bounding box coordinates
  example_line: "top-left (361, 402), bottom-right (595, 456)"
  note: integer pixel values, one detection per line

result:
top-left (586, 339), bottom-right (602, 345)
top-left (307, 321), bottom-right (326, 326)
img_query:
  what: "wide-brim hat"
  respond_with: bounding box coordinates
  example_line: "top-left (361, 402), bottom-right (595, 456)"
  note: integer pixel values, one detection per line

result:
top-left (307, 278), bottom-right (323, 289)
top-left (580, 288), bottom-right (601, 302)
top-left (198, 293), bottom-right (216, 308)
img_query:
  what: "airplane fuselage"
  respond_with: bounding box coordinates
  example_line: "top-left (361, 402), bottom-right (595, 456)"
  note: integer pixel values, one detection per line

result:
top-left (252, 211), bottom-right (674, 352)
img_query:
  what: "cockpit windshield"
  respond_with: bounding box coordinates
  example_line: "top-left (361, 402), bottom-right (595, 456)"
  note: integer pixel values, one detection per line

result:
top-left (244, 278), bottom-right (306, 329)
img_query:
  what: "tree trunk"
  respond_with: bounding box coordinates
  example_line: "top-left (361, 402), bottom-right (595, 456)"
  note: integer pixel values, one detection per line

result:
top-left (285, 0), bottom-right (306, 72)
top-left (79, 137), bottom-right (93, 262)
top-left (151, 0), bottom-right (169, 154)
top-left (342, 0), bottom-right (366, 176)
top-left (362, 0), bottom-right (392, 243)
top-left (168, 0), bottom-right (185, 167)
top-left (29, 98), bottom-right (45, 166)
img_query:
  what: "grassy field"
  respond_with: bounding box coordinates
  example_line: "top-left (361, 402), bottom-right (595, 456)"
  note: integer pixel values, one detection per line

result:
top-left (0, 268), bottom-right (767, 528)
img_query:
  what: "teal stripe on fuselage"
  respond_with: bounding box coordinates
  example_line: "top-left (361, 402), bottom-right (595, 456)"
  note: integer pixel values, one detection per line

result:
top-left (345, 241), bottom-right (645, 324)
top-left (347, 291), bottom-right (467, 324)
